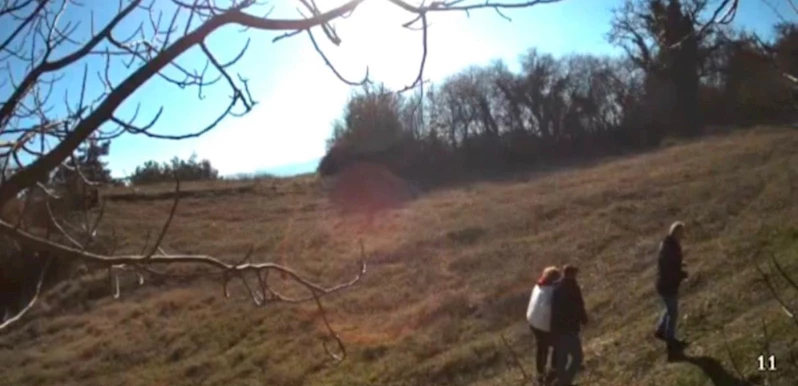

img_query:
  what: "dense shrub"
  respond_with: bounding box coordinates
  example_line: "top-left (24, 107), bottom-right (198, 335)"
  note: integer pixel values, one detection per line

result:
top-left (130, 154), bottom-right (219, 185)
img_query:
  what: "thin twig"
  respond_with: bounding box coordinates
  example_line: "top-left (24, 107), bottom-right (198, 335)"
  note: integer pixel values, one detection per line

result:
top-left (500, 333), bottom-right (530, 383)
top-left (143, 173), bottom-right (180, 259)
top-left (720, 325), bottom-right (747, 380)
top-left (757, 264), bottom-right (798, 329)
top-left (0, 256), bottom-right (51, 330)
top-left (312, 288), bottom-right (346, 362)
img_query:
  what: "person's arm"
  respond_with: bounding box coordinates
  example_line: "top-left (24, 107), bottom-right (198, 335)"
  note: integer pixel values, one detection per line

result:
top-left (662, 242), bottom-right (683, 284)
top-left (574, 283), bottom-right (588, 325)
top-left (550, 287), bottom-right (561, 330)
top-left (676, 245), bottom-right (688, 280)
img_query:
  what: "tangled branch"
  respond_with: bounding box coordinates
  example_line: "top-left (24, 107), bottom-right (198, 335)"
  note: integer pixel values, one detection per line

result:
top-left (0, 0), bottom-right (558, 357)
top-left (1, 177), bottom-right (367, 361)
top-left (756, 251), bottom-right (798, 330)
top-left (499, 333), bottom-right (530, 384)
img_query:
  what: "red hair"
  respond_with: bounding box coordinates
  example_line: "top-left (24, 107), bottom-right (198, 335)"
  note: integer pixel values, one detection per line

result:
top-left (537, 266), bottom-right (561, 285)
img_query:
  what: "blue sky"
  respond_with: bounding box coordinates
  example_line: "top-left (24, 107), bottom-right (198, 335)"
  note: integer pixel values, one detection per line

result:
top-left (2, 1), bottom-right (794, 178)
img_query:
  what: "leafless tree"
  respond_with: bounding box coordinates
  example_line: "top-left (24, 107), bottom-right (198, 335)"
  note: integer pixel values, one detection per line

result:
top-left (0, 0), bottom-right (562, 359)
top-left (703, 0), bottom-right (798, 88)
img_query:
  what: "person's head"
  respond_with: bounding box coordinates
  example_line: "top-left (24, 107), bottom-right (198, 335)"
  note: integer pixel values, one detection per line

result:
top-left (537, 266), bottom-right (561, 285)
top-left (669, 221), bottom-right (685, 241)
top-left (562, 264), bottom-right (579, 280)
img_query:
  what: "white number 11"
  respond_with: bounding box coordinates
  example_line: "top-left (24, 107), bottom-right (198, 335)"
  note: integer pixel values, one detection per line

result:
top-left (758, 354), bottom-right (776, 371)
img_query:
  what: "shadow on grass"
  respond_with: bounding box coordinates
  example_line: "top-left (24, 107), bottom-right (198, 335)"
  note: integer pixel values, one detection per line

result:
top-left (673, 353), bottom-right (753, 386)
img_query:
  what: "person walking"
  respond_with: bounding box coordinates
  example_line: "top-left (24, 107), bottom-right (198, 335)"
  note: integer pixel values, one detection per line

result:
top-left (526, 266), bottom-right (561, 385)
top-left (654, 221), bottom-right (689, 358)
top-left (551, 265), bottom-right (588, 386)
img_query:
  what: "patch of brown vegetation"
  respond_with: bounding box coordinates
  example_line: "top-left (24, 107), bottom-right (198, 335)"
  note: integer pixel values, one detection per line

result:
top-left (0, 127), bottom-right (797, 385)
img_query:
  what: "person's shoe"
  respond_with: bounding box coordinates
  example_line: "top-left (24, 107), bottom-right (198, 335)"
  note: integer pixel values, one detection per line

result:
top-left (667, 348), bottom-right (686, 362)
top-left (654, 330), bottom-right (666, 341)
top-left (666, 339), bottom-right (687, 362)
top-left (544, 371), bottom-right (557, 385)
top-left (668, 338), bottom-right (689, 350)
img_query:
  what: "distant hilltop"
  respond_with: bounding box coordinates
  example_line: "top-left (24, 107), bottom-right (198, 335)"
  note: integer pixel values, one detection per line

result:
top-left (227, 158), bottom-right (321, 179)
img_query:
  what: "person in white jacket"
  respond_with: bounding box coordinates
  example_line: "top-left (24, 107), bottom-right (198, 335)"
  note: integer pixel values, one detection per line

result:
top-left (526, 266), bottom-right (562, 384)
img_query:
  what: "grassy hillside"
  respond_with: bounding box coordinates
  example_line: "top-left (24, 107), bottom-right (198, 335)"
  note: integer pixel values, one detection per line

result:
top-left (1, 127), bottom-right (797, 386)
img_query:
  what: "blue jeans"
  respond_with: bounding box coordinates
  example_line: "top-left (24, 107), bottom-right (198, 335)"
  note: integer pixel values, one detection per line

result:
top-left (555, 331), bottom-right (583, 386)
top-left (656, 295), bottom-right (679, 340)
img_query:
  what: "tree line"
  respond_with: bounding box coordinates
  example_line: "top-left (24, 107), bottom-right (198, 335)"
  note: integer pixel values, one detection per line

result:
top-left (128, 154), bottom-right (219, 186)
top-left (319, 0), bottom-right (798, 188)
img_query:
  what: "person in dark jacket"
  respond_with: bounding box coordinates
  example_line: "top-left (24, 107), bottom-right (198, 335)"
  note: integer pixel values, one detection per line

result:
top-left (654, 221), bottom-right (689, 355)
top-left (551, 265), bottom-right (588, 386)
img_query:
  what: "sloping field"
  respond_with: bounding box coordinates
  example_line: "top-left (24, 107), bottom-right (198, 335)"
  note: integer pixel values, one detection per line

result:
top-left (1, 127), bottom-right (797, 386)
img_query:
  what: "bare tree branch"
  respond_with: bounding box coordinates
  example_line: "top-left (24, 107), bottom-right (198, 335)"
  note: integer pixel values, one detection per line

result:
top-left (500, 333), bottom-right (530, 384)
top-left (756, 263), bottom-right (798, 329)
top-left (0, 213), bottom-right (368, 308)
top-left (307, 27), bottom-right (370, 87)
top-left (0, 256), bottom-right (51, 330)
top-left (142, 173), bottom-right (180, 259)
top-left (0, 0), bottom-right (556, 358)
top-left (692, 0), bottom-right (738, 41)
top-left (313, 288), bottom-right (346, 362)
top-left (720, 325), bottom-right (747, 380)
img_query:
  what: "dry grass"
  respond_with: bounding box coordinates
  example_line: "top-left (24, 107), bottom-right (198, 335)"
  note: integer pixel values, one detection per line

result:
top-left (1, 127), bottom-right (797, 386)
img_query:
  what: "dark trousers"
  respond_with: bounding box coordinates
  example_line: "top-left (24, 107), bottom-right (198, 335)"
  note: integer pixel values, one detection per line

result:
top-left (530, 326), bottom-right (558, 377)
top-left (656, 294), bottom-right (679, 340)
top-left (555, 331), bottom-right (584, 386)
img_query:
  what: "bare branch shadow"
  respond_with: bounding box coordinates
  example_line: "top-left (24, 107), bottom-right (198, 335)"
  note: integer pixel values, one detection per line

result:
top-left (674, 354), bottom-right (754, 386)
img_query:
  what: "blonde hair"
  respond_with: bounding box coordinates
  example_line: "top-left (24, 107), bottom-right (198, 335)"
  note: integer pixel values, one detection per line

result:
top-left (538, 266), bottom-right (561, 284)
top-left (669, 221), bottom-right (685, 236)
